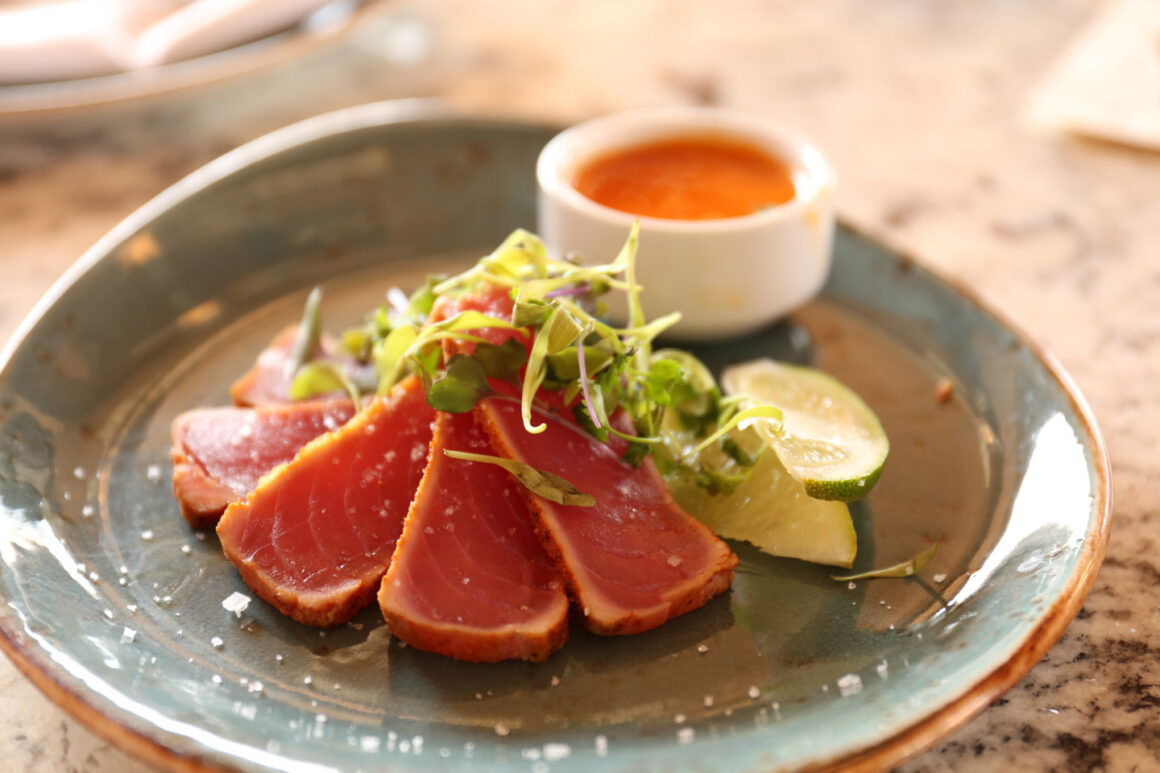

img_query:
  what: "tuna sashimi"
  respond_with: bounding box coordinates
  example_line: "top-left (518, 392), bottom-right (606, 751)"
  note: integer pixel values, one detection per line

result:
top-left (481, 398), bottom-right (738, 636)
top-left (378, 409), bottom-right (569, 662)
top-left (171, 400), bottom-right (355, 528)
top-left (216, 376), bottom-right (435, 626)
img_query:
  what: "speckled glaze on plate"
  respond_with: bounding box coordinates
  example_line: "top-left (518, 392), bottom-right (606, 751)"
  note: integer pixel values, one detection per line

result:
top-left (0, 102), bottom-right (1110, 773)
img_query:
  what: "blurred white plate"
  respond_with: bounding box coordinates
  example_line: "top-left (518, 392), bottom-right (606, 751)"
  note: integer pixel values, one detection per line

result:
top-left (0, 0), bottom-right (383, 116)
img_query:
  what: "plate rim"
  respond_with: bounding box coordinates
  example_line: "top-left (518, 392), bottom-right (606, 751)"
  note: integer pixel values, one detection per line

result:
top-left (0, 101), bottom-right (1112, 773)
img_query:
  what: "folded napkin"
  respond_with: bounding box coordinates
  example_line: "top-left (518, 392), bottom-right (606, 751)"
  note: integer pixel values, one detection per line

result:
top-left (1027, 0), bottom-right (1160, 150)
top-left (0, 0), bottom-right (333, 85)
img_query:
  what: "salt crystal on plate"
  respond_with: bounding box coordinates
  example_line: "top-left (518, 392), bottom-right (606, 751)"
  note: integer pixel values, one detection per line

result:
top-left (222, 592), bottom-right (251, 618)
top-left (837, 673), bottom-right (863, 697)
top-left (121, 627), bottom-right (137, 643)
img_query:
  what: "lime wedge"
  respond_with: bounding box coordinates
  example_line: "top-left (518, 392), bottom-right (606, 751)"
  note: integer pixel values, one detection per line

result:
top-left (668, 434), bottom-right (857, 567)
top-left (660, 406), bottom-right (857, 568)
top-left (721, 359), bottom-right (889, 502)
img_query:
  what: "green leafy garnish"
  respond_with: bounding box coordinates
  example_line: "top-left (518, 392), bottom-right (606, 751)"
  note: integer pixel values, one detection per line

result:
top-left (692, 405), bottom-right (785, 457)
top-left (443, 449), bottom-right (596, 507)
top-left (472, 339), bottom-right (528, 381)
top-left (830, 543), bottom-right (937, 581)
top-left (290, 361), bottom-right (361, 408)
top-left (288, 286), bottom-right (324, 377)
top-left (426, 354), bottom-right (492, 413)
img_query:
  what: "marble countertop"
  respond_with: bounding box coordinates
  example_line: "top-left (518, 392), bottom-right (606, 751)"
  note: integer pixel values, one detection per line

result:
top-left (2, 1), bottom-right (1157, 770)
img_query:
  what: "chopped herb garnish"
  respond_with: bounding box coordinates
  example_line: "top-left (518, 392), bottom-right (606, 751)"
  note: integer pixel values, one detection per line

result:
top-left (830, 543), bottom-right (937, 581)
top-left (443, 449), bottom-right (596, 507)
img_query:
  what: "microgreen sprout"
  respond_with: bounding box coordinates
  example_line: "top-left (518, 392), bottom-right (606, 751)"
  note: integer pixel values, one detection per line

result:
top-left (288, 225), bottom-right (785, 489)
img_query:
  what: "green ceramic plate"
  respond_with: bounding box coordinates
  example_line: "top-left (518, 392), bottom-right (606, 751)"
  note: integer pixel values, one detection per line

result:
top-left (0, 103), bottom-right (1110, 773)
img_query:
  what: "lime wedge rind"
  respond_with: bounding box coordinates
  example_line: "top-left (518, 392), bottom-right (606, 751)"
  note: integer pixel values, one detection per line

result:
top-left (722, 359), bottom-right (889, 503)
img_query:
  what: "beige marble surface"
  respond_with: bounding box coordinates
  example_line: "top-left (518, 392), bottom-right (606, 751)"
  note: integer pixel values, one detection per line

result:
top-left (2, 1), bottom-right (1157, 770)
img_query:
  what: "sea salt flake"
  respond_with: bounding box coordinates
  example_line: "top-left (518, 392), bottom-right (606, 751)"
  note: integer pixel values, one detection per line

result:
top-left (248, 680), bottom-right (264, 694)
top-left (747, 685), bottom-right (760, 699)
top-left (140, 530), bottom-right (154, 541)
top-left (222, 592), bottom-right (252, 618)
top-left (494, 723), bottom-right (510, 737)
top-left (837, 673), bottom-right (863, 697)
top-left (543, 743), bottom-right (570, 762)
top-left (933, 573), bottom-right (948, 583)
top-left (82, 504), bottom-right (95, 518)
top-left (847, 581), bottom-right (857, 590)
top-left (666, 555), bottom-right (683, 567)
top-left (146, 465), bottom-right (162, 482)
top-left (121, 627), bottom-right (137, 643)
top-left (73, 466), bottom-right (86, 480)
top-left (676, 727), bottom-right (694, 745)
top-left (210, 636), bottom-right (224, 649)
top-left (697, 643), bottom-right (709, 654)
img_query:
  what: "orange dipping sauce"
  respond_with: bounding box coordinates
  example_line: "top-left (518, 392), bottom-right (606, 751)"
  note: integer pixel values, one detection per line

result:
top-left (573, 136), bottom-right (797, 220)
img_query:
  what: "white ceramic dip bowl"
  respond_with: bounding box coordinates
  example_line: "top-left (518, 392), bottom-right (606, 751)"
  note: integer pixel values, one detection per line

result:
top-left (536, 107), bottom-right (836, 340)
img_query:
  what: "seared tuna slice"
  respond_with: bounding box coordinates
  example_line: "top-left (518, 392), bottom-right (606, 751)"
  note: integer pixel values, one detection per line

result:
top-left (481, 398), bottom-right (737, 636)
top-left (216, 376), bottom-right (434, 626)
top-left (378, 409), bottom-right (569, 662)
top-left (171, 400), bottom-right (355, 528)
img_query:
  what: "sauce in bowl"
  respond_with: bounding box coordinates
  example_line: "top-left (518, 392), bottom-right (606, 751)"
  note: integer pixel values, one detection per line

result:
top-left (573, 136), bottom-right (797, 220)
